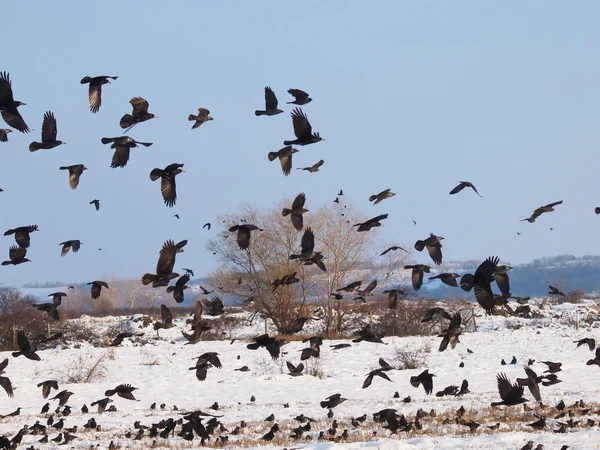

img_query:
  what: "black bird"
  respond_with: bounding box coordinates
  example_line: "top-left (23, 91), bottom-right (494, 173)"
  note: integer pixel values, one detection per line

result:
top-left (363, 359), bottom-right (394, 389)
top-left (320, 393), bottom-right (347, 409)
top-left (595, 207), bottom-right (600, 215)
top-left (352, 327), bottom-right (386, 344)
top-left (59, 164), bottom-right (87, 190)
top-left (449, 181), bottom-right (481, 197)
top-left (101, 136), bottom-right (153, 168)
top-left (382, 289), bottom-right (405, 309)
top-left (420, 307), bottom-right (452, 323)
top-left (491, 373), bottom-right (527, 406)
top-left (59, 240), bottom-right (82, 256)
top-left (354, 214), bottom-right (388, 232)
top-left (410, 370), bottom-right (435, 395)
top-left (2, 246), bottom-right (30, 265)
top-left (287, 89), bottom-right (312, 105)
top-left (0, 72), bottom-right (29, 132)
top-left (50, 390), bottom-right (73, 406)
top-left (268, 146), bottom-right (299, 176)
top-left (189, 353), bottom-right (221, 381)
top-left (4, 225), bottom-right (38, 248)
top-left (494, 264), bottom-right (512, 297)
top-left (0, 358), bottom-right (13, 397)
top-left (154, 304), bottom-right (175, 336)
top-left (255, 87), bottom-right (283, 116)
top-left (29, 112), bottom-right (66, 151)
top-left (337, 281), bottom-right (362, 292)
top-left (540, 361), bottom-right (562, 373)
top-left (284, 107), bottom-right (324, 146)
top-left (521, 200), bottom-right (563, 223)
top-left (429, 273), bottom-right (460, 287)
top-left (369, 189), bottom-right (396, 205)
top-left (289, 227), bottom-right (326, 272)
top-left (105, 384), bottom-right (139, 401)
top-left (120, 97), bottom-right (157, 131)
top-left (271, 272), bottom-right (300, 291)
top-left (282, 193), bottom-right (309, 231)
top-left (202, 296), bottom-right (224, 316)
top-left (438, 312), bottom-right (463, 352)
top-left (0, 129), bottom-right (12, 141)
top-left (110, 332), bottom-right (144, 347)
top-left (330, 343), bottom-right (352, 350)
top-left (414, 233), bottom-right (444, 265)
top-left (516, 366), bottom-right (542, 403)
top-left (142, 239), bottom-right (187, 287)
top-left (167, 273), bottom-right (190, 303)
top-left (33, 293), bottom-right (65, 321)
top-left (80, 76), bottom-right (118, 113)
top-left (473, 256), bottom-right (500, 313)
top-left (188, 108), bottom-right (213, 129)
top-left (90, 199), bottom-right (100, 211)
top-left (246, 334), bottom-right (287, 360)
top-left (298, 159), bottom-right (324, 172)
top-left (286, 361), bottom-right (304, 376)
top-left (37, 380), bottom-right (59, 399)
top-left (548, 285), bottom-right (566, 297)
top-left (404, 265), bottom-right (431, 291)
top-left (87, 281), bottom-right (110, 300)
top-left (150, 163), bottom-right (185, 207)
top-left (586, 347), bottom-right (600, 366)
top-left (574, 338), bottom-right (596, 351)
top-left (229, 224), bottom-right (263, 250)
top-left (380, 245), bottom-right (408, 256)
top-left (203, 222), bottom-right (211, 231)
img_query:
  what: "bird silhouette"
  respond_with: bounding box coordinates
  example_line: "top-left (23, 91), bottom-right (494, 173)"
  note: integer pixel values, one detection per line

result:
top-left (142, 239), bottom-right (186, 287)
top-left (59, 240), bottom-right (82, 256)
top-left (283, 108), bottom-right (324, 146)
top-left (101, 136), bottom-right (153, 168)
top-left (287, 89), bottom-right (312, 105)
top-left (0, 72), bottom-right (29, 132)
top-left (89, 199), bottom-right (100, 211)
top-left (255, 87), bottom-right (283, 116)
top-left (414, 233), bottom-right (444, 265)
top-left (2, 246), bottom-right (31, 265)
top-left (4, 225), bottom-right (38, 248)
top-left (120, 97), bottom-right (157, 131)
top-left (521, 200), bottom-right (563, 223)
top-left (369, 189), bottom-right (396, 205)
top-left (105, 384), bottom-right (139, 401)
top-left (188, 108), bottom-right (213, 129)
top-left (87, 281), bottom-right (110, 300)
top-left (268, 146), bottom-right (299, 176)
top-left (80, 75), bottom-right (118, 113)
top-left (150, 163), bottom-right (185, 207)
top-left (289, 227), bottom-right (326, 272)
top-left (354, 214), bottom-right (388, 232)
top-left (166, 273), bottom-right (190, 303)
top-left (491, 373), bottom-right (527, 406)
top-left (229, 224), bottom-right (263, 250)
top-left (282, 193), bottom-right (309, 231)
top-left (59, 164), bottom-right (87, 190)
top-left (410, 369), bottom-right (435, 395)
top-left (297, 159), bottom-right (324, 172)
top-left (29, 112), bottom-right (66, 151)
top-left (404, 265), bottom-right (431, 291)
top-left (449, 181), bottom-right (481, 197)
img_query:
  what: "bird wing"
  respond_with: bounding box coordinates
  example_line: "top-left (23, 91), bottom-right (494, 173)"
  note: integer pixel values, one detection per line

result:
top-left (9, 246), bottom-right (26, 262)
top-left (71, 240), bottom-right (81, 253)
top-left (88, 83), bottom-right (102, 113)
top-left (449, 312), bottom-right (462, 329)
top-left (41, 111), bottom-right (58, 143)
top-left (265, 342), bottom-right (281, 360)
top-left (291, 108), bottom-right (312, 138)
top-left (494, 272), bottom-right (511, 296)
top-left (313, 159), bottom-right (324, 169)
top-left (193, 300), bottom-right (203, 322)
top-left (300, 228), bottom-right (315, 253)
top-left (473, 256), bottom-right (499, 312)
top-left (411, 269), bottom-right (424, 291)
top-left (291, 193), bottom-right (306, 210)
top-left (290, 212), bottom-right (303, 231)
top-left (111, 146), bottom-right (130, 168)
top-left (130, 97), bottom-right (149, 115)
top-left (264, 87), bottom-right (278, 110)
top-left (362, 372), bottom-right (374, 389)
top-left (176, 273), bottom-right (190, 288)
top-left (161, 304), bottom-right (173, 325)
top-left (379, 357), bottom-right (392, 370)
top-left (288, 88), bottom-right (309, 101)
top-left (236, 227), bottom-right (251, 250)
top-left (16, 331), bottom-right (31, 351)
top-left (364, 280), bottom-right (377, 294)
top-left (197, 108), bottom-right (210, 121)
top-left (0, 72), bottom-right (14, 104)
top-left (279, 152), bottom-right (293, 176)
top-left (544, 200), bottom-right (563, 209)
top-left (496, 372), bottom-right (512, 401)
top-left (0, 358), bottom-right (7, 373)
top-left (68, 167), bottom-right (82, 190)
top-left (1, 108), bottom-right (29, 133)
top-left (160, 173), bottom-right (177, 207)
top-left (449, 183), bottom-right (466, 195)
top-left (426, 244), bottom-right (443, 265)
top-left (0, 377), bottom-right (13, 397)
top-left (157, 240), bottom-right (177, 274)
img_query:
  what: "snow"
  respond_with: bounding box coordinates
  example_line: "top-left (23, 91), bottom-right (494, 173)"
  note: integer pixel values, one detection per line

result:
top-left (1, 298), bottom-right (600, 449)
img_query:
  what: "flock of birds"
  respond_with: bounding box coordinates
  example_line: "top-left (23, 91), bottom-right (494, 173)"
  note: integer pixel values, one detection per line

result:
top-left (0, 71), bottom-right (596, 449)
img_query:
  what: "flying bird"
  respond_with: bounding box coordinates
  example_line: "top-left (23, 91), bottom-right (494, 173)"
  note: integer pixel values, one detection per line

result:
top-left (29, 112), bottom-right (66, 151)
top-left (120, 97), bottom-right (157, 131)
top-left (548, 285), bottom-right (566, 297)
top-left (110, 332), bottom-right (144, 347)
top-left (494, 264), bottom-right (512, 297)
top-left (473, 256), bottom-right (500, 313)
top-left (410, 369), bottom-right (435, 395)
top-left (382, 289), bottom-right (405, 309)
top-left (105, 384), bottom-right (139, 401)
top-left (438, 312), bottom-right (463, 352)
top-left (255, 87), bottom-right (283, 116)
top-left (150, 163), bottom-right (185, 207)
top-left (369, 189), bottom-right (396, 205)
top-left (229, 224), bottom-right (263, 250)
top-left (286, 361), bottom-right (304, 376)
top-left (154, 304), bottom-right (175, 336)
top-left (87, 281), bottom-right (110, 300)
top-left (287, 89), bottom-right (312, 105)
top-left (268, 146), bottom-right (299, 176)
top-left (12, 331), bottom-right (41, 361)
top-left (414, 233), bottom-right (444, 265)
top-left (354, 214), bottom-right (388, 232)
top-left (247, 334), bottom-right (287, 360)
top-left (37, 380), bottom-right (59, 399)
top-left (0, 71), bottom-right (30, 132)
top-left (90, 200), bottom-right (100, 211)
top-left (0, 129), bottom-right (12, 142)
top-left (0, 359), bottom-right (13, 397)
top-left (80, 76), bottom-right (118, 113)
top-left (429, 273), bottom-right (460, 287)
top-left (491, 373), bottom-right (527, 406)
top-left (142, 239), bottom-right (187, 287)
top-left (574, 338), bottom-right (596, 351)
top-left (289, 227), bottom-right (326, 272)
top-left (337, 281), bottom-right (362, 292)
top-left (521, 200), bottom-right (563, 223)
top-left (449, 181), bottom-right (481, 197)
top-left (297, 159), bottom-right (324, 172)
top-left (166, 273), bottom-right (190, 303)
top-left (202, 296), bottom-right (224, 316)
top-left (188, 108), bottom-right (213, 129)
top-left (4, 225), bottom-right (39, 248)
top-left (272, 272), bottom-right (300, 291)
top-left (101, 136), bottom-right (153, 168)
top-left (33, 292), bottom-right (65, 321)
top-left (202, 223), bottom-right (211, 230)
top-left (404, 265), bottom-right (431, 291)
top-left (2, 246), bottom-right (31, 265)
top-left (282, 193), bottom-right (309, 231)
top-left (59, 164), bottom-right (87, 190)
top-left (320, 393), bottom-right (347, 409)
top-left (59, 240), bottom-right (82, 256)
top-left (283, 108), bottom-right (324, 146)
top-left (380, 245), bottom-right (407, 256)
top-left (420, 307), bottom-right (452, 323)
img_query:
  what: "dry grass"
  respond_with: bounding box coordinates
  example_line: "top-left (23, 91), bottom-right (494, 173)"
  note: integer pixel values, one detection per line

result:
top-left (33, 352), bottom-right (109, 384)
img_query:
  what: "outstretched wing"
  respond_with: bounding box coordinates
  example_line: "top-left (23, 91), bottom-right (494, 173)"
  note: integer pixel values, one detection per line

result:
top-left (291, 108), bottom-right (312, 138)
top-left (264, 87), bottom-right (278, 110)
top-left (41, 111), bottom-right (58, 143)
top-left (300, 228), bottom-right (315, 254)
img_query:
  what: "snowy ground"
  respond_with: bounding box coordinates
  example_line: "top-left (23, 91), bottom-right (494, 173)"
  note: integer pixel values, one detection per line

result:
top-left (1, 299), bottom-right (600, 449)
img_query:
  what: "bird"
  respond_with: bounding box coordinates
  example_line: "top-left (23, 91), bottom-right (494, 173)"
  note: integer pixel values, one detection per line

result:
top-left (105, 384), bottom-right (139, 401)
top-left (414, 233), bottom-right (444, 265)
top-left (229, 224), bottom-right (263, 250)
top-left (80, 76), bottom-right (118, 113)
top-left (548, 285), bottom-right (566, 297)
top-left (2, 246), bottom-right (30, 265)
top-left (286, 361), bottom-right (304, 376)
top-left (494, 264), bottom-right (512, 297)
top-left (284, 108), bottom-right (324, 146)
top-left (382, 289), bottom-right (405, 309)
top-left (101, 136), bottom-right (153, 168)
top-left (369, 189), bottom-right (396, 205)
top-left (0, 72), bottom-right (29, 132)
top-left (287, 89), bottom-right (312, 105)
top-left (37, 380), bottom-right (59, 399)
top-left (188, 108), bottom-right (213, 129)
top-left (420, 307), bottom-right (452, 323)
top-left (120, 97), bottom-right (157, 131)
top-left (337, 281), bottom-right (362, 292)
top-left (354, 214), bottom-right (388, 232)
top-left (473, 256), bottom-right (500, 313)
top-left (595, 207), bottom-right (600, 215)
top-left (202, 223), bottom-right (211, 231)
top-left (59, 240), bottom-right (82, 256)
top-left (517, 366), bottom-right (542, 403)
top-left (438, 312), bottom-right (463, 352)
top-left (0, 129), bottom-right (12, 142)
top-left (268, 146), bottom-right (299, 176)
top-left (150, 163), bottom-right (185, 207)
top-left (491, 372), bottom-right (528, 406)
top-left (142, 239), bottom-right (187, 287)
top-left (50, 390), bottom-right (73, 406)
top-left (574, 337), bottom-right (596, 351)
top-left (540, 360), bottom-right (562, 373)
top-left (404, 265), bottom-right (431, 291)
top-left (449, 181), bottom-right (481, 197)
top-left (4, 225), bottom-right (39, 248)
top-left (289, 227), bottom-right (326, 272)
top-left (153, 304), bottom-right (175, 336)
top-left (586, 347), bottom-right (600, 366)
top-left (282, 193), bottom-right (309, 231)
top-left (247, 334), bottom-right (287, 360)
top-left (521, 200), bottom-right (563, 223)
top-left (297, 159), bottom-right (324, 172)
top-left (174, 214), bottom-right (179, 219)
top-left (110, 332), bottom-right (144, 347)
top-left (87, 281), bottom-right (110, 300)
top-left (59, 164), bottom-right (87, 190)
top-left (410, 370), bottom-right (435, 395)
top-left (271, 272), bottom-right (300, 291)
top-left (354, 279), bottom-right (377, 302)
top-left (89, 199), bottom-right (100, 211)
top-left (29, 112), bottom-right (66, 151)
top-left (255, 87), bottom-right (283, 116)
top-left (0, 359), bottom-right (13, 397)
top-left (166, 273), bottom-right (190, 303)
top-left (379, 245), bottom-right (408, 257)
top-left (202, 296), bottom-right (224, 316)
top-left (33, 292), bottom-right (64, 321)
top-left (429, 273), bottom-right (460, 287)
top-left (320, 393), bottom-right (347, 409)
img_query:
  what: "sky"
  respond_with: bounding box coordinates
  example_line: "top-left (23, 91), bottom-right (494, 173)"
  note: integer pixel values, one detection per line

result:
top-left (1, 1), bottom-right (599, 287)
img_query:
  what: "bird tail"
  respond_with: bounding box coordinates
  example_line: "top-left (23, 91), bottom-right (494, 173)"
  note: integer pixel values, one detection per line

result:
top-left (255, 111), bottom-right (267, 116)
top-left (141, 274), bottom-right (156, 286)
top-left (119, 114), bottom-right (134, 129)
top-left (267, 152), bottom-right (278, 162)
top-left (289, 254), bottom-right (300, 260)
top-left (101, 137), bottom-right (115, 145)
top-left (80, 76), bottom-right (92, 84)
top-left (246, 343), bottom-right (260, 350)
top-left (368, 195), bottom-right (378, 202)
top-left (188, 114), bottom-right (198, 122)
top-left (29, 143), bottom-right (42, 152)
top-left (104, 389), bottom-right (116, 397)
top-left (149, 169), bottom-right (163, 181)
top-left (59, 166), bottom-right (69, 171)
top-left (414, 240), bottom-right (425, 252)
top-left (282, 208), bottom-right (292, 217)
top-left (166, 286), bottom-right (175, 293)
top-left (137, 141), bottom-right (153, 147)
top-left (319, 401), bottom-right (329, 408)
top-left (283, 140), bottom-right (294, 146)
top-left (11, 351), bottom-right (21, 358)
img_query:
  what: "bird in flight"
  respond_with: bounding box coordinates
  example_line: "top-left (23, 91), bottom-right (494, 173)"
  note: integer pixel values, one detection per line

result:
top-left (59, 164), bottom-right (87, 190)
top-left (188, 108), bottom-right (213, 129)
top-left (90, 200), bottom-right (100, 211)
top-left (120, 97), bottom-right (158, 132)
top-left (297, 159), bottom-right (324, 173)
top-left (449, 181), bottom-right (481, 197)
top-left (29, 112), bottom-right (66, 152)
top-left (101, 136), bottom-right (153, 168)
top-left (0, 72), bottom-right (29, 132)
top-left (369, 189), bottom-right (396, 205)
top-left (0, 129), bottom-right (12, 142)
top-left (283, 108), bottom-right (324, 146)
top-left (282, 193), bottom-right (309, 231)
top-left (255, 87), bottom-right (283, 116)
top-left (268, 146), bottom-right (299, 176)
top-left (150, 163), bottom-right (185, 207)
top-left (287, 89), bottom-right (312, 105)
top-left (521, 201), bottom-right (563, 223)
top-left (80, 76), bottom-right (118, 113)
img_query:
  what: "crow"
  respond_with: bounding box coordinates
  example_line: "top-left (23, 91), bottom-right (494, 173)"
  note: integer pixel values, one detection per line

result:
top-left (320, 393), bottom-right (347, 409)
top-left (449, 181), bottom-right (481, 197)
top-left (354, 214), bottom-right (388, 232)
top-left (142, 239), bottom-right (186, 287)
top-left (286, 361), bottom-right (304, 376)
top-left (166, 273), bottom-right (190, 303)
top-left (268, 146), bottom-right (299, 176)
top-left (354, 280), bottom-right (377, 302)
top-left (586, 347), bottom-right (600, 366)
top-left (255, 87), bottom-right (283, 116)
top-left (382, 288), bottom-right (405, 309)
top-left (154, 304), bottom-right (175, 335)
top-left (80, 76), bottom-right (118, 113)
top-left (150, 163), bottom-right (184, 207)
top-left (414, 233), bottom-right (444, 265)
top-left (438, 312), bottom-right (463, 352)
top-left (229, 224), bottom-right (263, 250)
top-left (110, 332), bottom-right (144, 347)
top-left (410, 369), bottom-right (435, 395)
top-left (420, 307), bottom-right (452, 323)
top-left (59, 240), bottom-right (82, 256)
top-left (548, 285), bottom-right (566, 297)
top-left (404, 265), bottom-right (431, 291)
top-left (289, 227), bottom-right (326, 271)
top-left (282, 193), bottom-right (309, 231)
top-left (0, 359), bottom-right (13, 397)
top-left (188, 107), bottom-right (213, 129)
top-left (363, 368), bottom-right (392, 389)
top-left (287, 89), bottom-right (312, 105)
top-left (429, 273), bottom-right (460, 287)
top-left (0, 72), bottom-right (30, 132)
top-left (574, 338), bottom-right (596, 351)
top-left (369, 189), bottom-right (395, 205)
top-left (87, 281), bottom-right (109, 300)
top-left (12, 331), bottom-right (40, 360)
top-left (37, 380), bottom-right (59, 399)
top-left (202, 296), bottom-right (224, 316)
top-left (246, 334), bottom-right (287, 360)
top-left (337, 281), bottom-right (362, 292)
top-left (59, 164), bottom-right (87, 190)
top-left (473, 256), bottom-right (500, 313)
top-left (29, 111), bottom-right (66, 151)
top-left (90, 199), bottom-right (100, 211)
top-left (271, 272), bottom-right (300, 291)
top-left (284, 108), bottom-right (324, 146)
top-left (380, 245), bottom-right (408, 256)
top-left (0, 129), bottom-right (12, 142)
top-left (516, 366), bottom-right (542, 403)
top-left (491, 373), bottom-right (527, 406)
top-left (33, 292), bottom-right (65, 321)
top-left (521, 200), bottom-right (563, 223)
top-left (120, 97), bottom-right (157, 131)
top-left (297, 159), bottom-right (324, 172)
top-left (105, 384), bottom-right (139, 401)
top-left (101, 136), bottom-right (153, 168)
top-left (2, 246), bottom-right (30, 265)
top-left (50, 390), bottom-right (74, 406)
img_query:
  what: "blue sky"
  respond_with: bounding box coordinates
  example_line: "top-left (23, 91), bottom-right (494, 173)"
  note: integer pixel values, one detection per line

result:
top-left (1, 1), bottom-right (599, 287)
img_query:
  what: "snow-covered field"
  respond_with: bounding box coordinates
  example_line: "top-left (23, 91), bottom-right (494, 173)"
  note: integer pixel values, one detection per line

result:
top-left (1, 299), bottom-right (600, 449)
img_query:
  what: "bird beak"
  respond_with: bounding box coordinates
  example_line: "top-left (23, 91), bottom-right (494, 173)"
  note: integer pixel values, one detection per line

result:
top-left (62, 142), bottom-right (67, 145)
top-left (154, 116), bottom-right (160, 119)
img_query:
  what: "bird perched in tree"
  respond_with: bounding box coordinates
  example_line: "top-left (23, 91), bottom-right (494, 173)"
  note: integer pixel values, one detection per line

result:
top-left (4, 225), bottom-right (39, 248)
top-left (166, 273), bottom-right (190, 303)
top-left (380, 245), bottom-right (407, 256)
top-left (297, 159), bottom-right (324, 172)
top-left (369, 189), bottom-right (396, 205)
top-left (2, 246), bottom-right (30, 265)
top-left (255, 87), bottom-right (283, 116)
top-left (247, 334), bottom-right (287, 360)
top-left (120, 97), bottom-right (157, 131)
top-left (229, 224), bottom-right (263, 250)
top-left (491, 373), bottom-right (528, 406)
top-left (420, 307), bottom-right (452, 323)
top-left (283, 108), bottom-right (324, 146)
top-left (429, 273), bottom-right (460, 287)
top-left (494, 264), bottom-right (512, 297)
top-left (410, 370), bottom-right (435, 395)
top-left (0, 358), bottom-right (13, 397)
top-left (101, 136), bottom-right (153, 168)
top-left (521, 200), bottom-right (563, 223)
top-left (473, 256), bottom-right (499, 313)
top-left (268, 146), bottom-right (299, 176)
top-left (87, 281), bottom-right (110, 300)
top-left (287, 89), bottom-right (312, 105)
top-left (59, 165), bottom-right (87, 190)
top-left (404, 265), bottom-right (431, 291)
top-left (33, 292), bottom-right (65, 321)
top-left (354, 214), bottom-right (388, 232)
top-left (142, 239), bottom-right (187, 287)
top-left (320, 393), bottom-right (347, 409)
top-left (271, 272), bottom-right (300, 291)
top-left (282, 193), bottom-right (309, 231)
top-left (59, 240), bottom-right (82, 256)
top-left (0, 72), bottom-right (29, 132)
top-left (105, 384), bottom-right (139, 401)
top-left (0, 129), bottom-right (12, 142)
top-left (89, 199), bottom-right (100, 211)
top-left (188, 108), bottom-right (213, 129)
top-left (289, 227), bottom-right (326, 272)
top-left (414, 233), bottom-right (444, 265)
top-left (449, 181), bottom-right (481, 197)
top-left (110, 332), bottom-right (144, 347)
top-left (150, 163), bottom-right (184, 207)
top-left (29, 112), bottom-right (66, 151)
top-left (37, 380), bottom-right (59, 399)
top-left (80, 76), bottom-right (118, 113)
top-left (12, 331), bottom-right (40, 360)
top-left (438, 312), bottom-right (463, 352)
